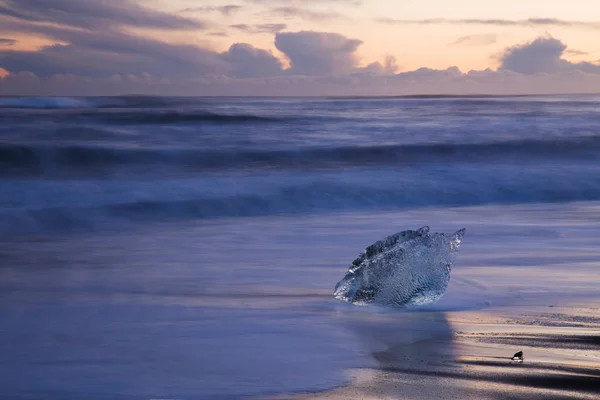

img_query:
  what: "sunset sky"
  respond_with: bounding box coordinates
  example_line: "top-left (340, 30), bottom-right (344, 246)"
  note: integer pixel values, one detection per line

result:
top-left (1, 0), bottom-right (599, 95)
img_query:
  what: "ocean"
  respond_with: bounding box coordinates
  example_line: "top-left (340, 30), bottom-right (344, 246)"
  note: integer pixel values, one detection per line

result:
top-left (1, 95), bottom-right (599, 399)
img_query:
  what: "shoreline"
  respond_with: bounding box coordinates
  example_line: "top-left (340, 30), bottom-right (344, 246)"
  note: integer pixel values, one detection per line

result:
top-left (268, 305), bottom-right (600, 400)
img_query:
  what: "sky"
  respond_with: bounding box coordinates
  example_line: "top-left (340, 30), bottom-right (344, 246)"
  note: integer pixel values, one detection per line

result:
top-left (1, 0), bottom-right (599, 95)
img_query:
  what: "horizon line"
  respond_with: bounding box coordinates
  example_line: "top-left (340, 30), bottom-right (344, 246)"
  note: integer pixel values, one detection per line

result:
top-left (1, 93), bottom-right (599, 99)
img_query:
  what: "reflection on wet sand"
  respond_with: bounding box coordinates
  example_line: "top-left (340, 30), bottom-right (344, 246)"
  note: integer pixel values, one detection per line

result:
top-left (283, 311), bottom-right (600, 400)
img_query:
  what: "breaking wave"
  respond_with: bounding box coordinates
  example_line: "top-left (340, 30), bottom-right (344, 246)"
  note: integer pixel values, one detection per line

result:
top-left (3, 94), bottom-right (600, 234)
top-left (2, 136), bottom-right (600, 176)
top-left (0, 96), bottom-right (203, 109)
top-left (3, 169), bottom-right (600, 233)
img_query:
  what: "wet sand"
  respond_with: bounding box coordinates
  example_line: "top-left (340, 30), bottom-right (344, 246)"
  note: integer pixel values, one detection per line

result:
top-left (270, 305), bottom-right (600, 400)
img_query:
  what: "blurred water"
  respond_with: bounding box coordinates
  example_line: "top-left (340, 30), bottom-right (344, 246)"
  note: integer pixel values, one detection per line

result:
top-left (1, 203), bottom-right (600, 398)
top-left (1, 96), bottom-right (600, 398)
top-left (2, 95), bottom-right (600, 233)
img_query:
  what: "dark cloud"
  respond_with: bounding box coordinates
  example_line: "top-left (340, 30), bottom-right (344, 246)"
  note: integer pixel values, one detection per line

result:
top-left (230, 23), bottom-right (287, 34)
top-left (450, 34), bottom-right (497, 46)
top-left (275, 31), bottom-right (362, 75)
top-left (220, 43), bottom-right (283, 77)
top-left (0, 13), bottom-right (228, 77)
top-left (500, 37), bottom-right (568, 74)
top-left (0, 0), bottom-right (244, 78)
top-left (377, 17), bottom-right (600, 30)
top-left (0, 39), bottom-right (283, 80)
top-left (0, 4), bottom-right (357, 80)
top-left (500, 37), bottom-right (600, 74)
top-left (0, 39), bottom-right (225, 77)
top-left (270, 7), bottom-right (344, 21)
top-left (0, 71), bottom-right (177, 96)
top-left (4, 66), bottom-right (600, 97)
top-left (1, 0), bottom-right (599, 96)
top-left (0, 0), bottom-right (213, 77)
top-left (0, 0), bottom-right (206, 30)
top-left (0, 38), bottom-right (16, 46)
top-left (0, 1), bottom-right (284, 80)
top-left (182, 5), bottom-right (243, 16)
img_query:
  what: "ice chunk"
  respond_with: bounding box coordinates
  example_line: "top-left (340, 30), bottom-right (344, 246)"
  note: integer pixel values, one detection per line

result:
top-left (334, 226), bottom-right (465, 307)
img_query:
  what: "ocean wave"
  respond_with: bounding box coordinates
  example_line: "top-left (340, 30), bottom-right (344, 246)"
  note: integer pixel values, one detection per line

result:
top-left (3, 94), bottom-right (599, 111)
top-left (0, 97), bottom-right (96, 109)
top-left (0, 106), bottom-right (277, 125)
top-left (95, 110), bottom-right (277, 124)
top-left (3, 172), bottom-right (600, 234)
top-left (2, 136), bottom-right (599, 176)
top-left (0, 96), bottom-right (198, 109)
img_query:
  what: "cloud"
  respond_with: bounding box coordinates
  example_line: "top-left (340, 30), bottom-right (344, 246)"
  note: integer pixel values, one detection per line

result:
top-left (3, 67), bottom-right (600, 97)
top-left (394, 66), bottom-right (464, 82)
top-left (0, 44), bottom-right (219, 78)
top-left (1, 0), bottom-right (599, 97)
top-left (230, 23), bottom-right (287, 34)
top-left (525, 17), bottom-right (600, 29)
top-left (360, 55), bottom-right (400, 74)
top-left (0, 0), bottom-right (248, 78)
top-left (1, 1), bottom-right (355, 80)
top-left (270, 7), bottom-right (344, 21)
top-left (450, 34), bottom-right (497, 46)
top-left (0, 38), bottom-right (16, 46)
top-left (182, 5), bottom-right (243, 16)
top-left (565, 49), bottom-right (588, 56)
top-left (377, 17), bottom-right (600, 30)
top-left (275, 31), bottom-right (362, 75)
top-left (0, 25), bottom-right (227, 77)
top-left (0, 41), bottom-right (281, 81)
top-left (499, 37), bottom-right (600, 74)
top-left (247, 0), bottom-right (361, 5)
top-left (220, 43), bottom-right (283, 77)
top-left (0, 1), bottom-right (282, 80)
top-left (0, 71), bottom-right (175, 96)
top-left (0, 0), bottom-right (206, 30)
